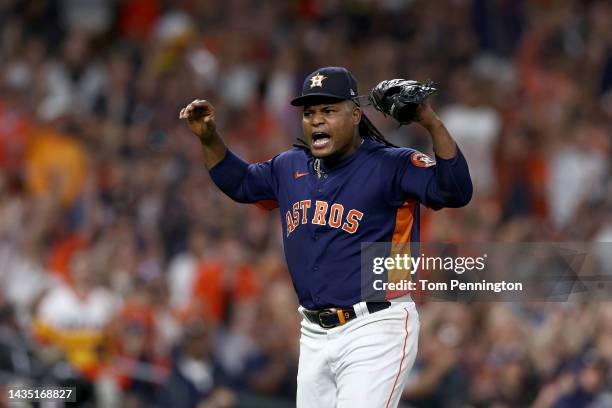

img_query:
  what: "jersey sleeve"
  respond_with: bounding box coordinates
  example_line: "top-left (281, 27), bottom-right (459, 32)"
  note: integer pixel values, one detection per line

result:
top-left (208, 149), bottom-right (279, 204)
top-left (389, 147), bottom-right (473, 208)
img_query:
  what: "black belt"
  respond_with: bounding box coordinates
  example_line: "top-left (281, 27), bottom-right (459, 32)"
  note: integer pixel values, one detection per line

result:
top-left (303, 302), bottom-right (391, 329)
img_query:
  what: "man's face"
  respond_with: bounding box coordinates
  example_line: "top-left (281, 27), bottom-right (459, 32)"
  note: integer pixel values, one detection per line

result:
top-left (302, 99), bottom-right (361, 159)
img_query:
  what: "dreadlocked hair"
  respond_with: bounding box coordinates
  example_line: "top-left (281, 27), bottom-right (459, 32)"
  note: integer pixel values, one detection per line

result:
top-left (358, 114), bottom-right (398, 148)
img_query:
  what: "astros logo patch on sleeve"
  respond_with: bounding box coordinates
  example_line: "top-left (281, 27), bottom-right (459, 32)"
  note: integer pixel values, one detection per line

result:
top-left (410, 152), bottom-right (435, 168)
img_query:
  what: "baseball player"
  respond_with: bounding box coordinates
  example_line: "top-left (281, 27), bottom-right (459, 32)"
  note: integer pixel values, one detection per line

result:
top-left (179, 66), bottom-right (472, 408)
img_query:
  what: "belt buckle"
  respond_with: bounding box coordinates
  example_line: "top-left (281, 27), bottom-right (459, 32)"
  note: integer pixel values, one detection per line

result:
top-left (318, 308), bottom-right (337, 329)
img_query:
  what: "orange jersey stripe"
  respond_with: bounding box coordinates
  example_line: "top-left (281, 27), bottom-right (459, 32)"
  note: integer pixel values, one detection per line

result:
top-left (391, 200), bottom-right (416, 245)
top-left (387, 200), bottom-right (417, 300)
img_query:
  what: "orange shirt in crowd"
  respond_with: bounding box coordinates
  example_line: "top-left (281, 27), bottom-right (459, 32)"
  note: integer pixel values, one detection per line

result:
top-left (25, 128), bottom-right (88, 207)
top-left (191, 260), bottom-right (260, 323)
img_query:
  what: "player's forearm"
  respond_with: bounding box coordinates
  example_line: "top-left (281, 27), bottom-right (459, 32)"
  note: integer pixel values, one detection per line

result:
top-left (200, 130), bottom-right (228, 170)
top-left (421, 117), bottom-right (457, 160)
top-left (418, 112), bottom-right (473, 207)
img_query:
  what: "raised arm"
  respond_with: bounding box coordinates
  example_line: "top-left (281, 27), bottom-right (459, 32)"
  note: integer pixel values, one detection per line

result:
top-left (179, 99), bottom-right (227, 169)
top-left (388, 102), bottom-right (472, 209)
top-left (179, 99), bottom-right (278, 204)
top-left (414, 102), bottom-right (472, 207)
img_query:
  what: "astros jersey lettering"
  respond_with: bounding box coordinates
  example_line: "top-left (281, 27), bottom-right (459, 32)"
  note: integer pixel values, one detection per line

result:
top-left (209, 137), bottom-right (471, 309)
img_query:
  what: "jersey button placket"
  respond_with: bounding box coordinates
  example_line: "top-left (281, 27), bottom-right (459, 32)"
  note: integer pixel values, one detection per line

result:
top-left (314, 166), bottom-right (327, 195)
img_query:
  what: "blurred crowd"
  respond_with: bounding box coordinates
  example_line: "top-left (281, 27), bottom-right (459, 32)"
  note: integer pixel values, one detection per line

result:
top-left (0, 0), bottom-right (610, 407)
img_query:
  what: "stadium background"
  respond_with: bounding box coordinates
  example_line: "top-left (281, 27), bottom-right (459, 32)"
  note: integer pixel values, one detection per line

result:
top-left (0, 0), bottom-right (610, 407)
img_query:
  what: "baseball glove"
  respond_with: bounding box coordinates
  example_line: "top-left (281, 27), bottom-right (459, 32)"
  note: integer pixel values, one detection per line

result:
top-left (369, 79), bottom-right (437, 124)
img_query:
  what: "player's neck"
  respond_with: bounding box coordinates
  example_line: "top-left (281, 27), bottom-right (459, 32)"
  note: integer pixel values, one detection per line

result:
top-left (322, 134), bottom-right (363, 167)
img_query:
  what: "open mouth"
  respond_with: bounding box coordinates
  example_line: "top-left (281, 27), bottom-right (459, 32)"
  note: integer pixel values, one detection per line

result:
top-left (311, 131), bottom-right (331, 149)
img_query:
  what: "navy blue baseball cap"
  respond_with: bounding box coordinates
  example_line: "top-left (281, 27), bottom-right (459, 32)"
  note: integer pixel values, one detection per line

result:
top-left (290, 66), bottom-right (359, 106)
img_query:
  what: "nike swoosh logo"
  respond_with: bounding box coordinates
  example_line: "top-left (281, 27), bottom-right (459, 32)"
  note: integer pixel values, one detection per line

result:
top-left (294, 171), bottom-right (309, 180)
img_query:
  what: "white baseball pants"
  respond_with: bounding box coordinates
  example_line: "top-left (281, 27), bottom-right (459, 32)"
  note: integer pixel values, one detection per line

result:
top-left (296, 300), bottom-right (419, 408)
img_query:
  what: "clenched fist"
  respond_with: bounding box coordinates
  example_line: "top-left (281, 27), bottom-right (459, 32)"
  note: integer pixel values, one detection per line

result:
top-left (179, 99), bottom-right (217, 143)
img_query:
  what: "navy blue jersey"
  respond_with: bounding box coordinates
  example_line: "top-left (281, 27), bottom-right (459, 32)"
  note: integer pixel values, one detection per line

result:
top-left (209, 138), bottom-right (472, 309)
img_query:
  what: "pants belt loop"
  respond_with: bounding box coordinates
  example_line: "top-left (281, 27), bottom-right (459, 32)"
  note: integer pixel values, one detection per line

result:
top-left (353, 302), bottom-right (368, 318)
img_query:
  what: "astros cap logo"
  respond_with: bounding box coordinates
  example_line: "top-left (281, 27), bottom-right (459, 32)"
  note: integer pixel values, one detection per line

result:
top-left (290, 67), bottom-right (358, 106)
top-left (310, 73), bottom-right (327, 88)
